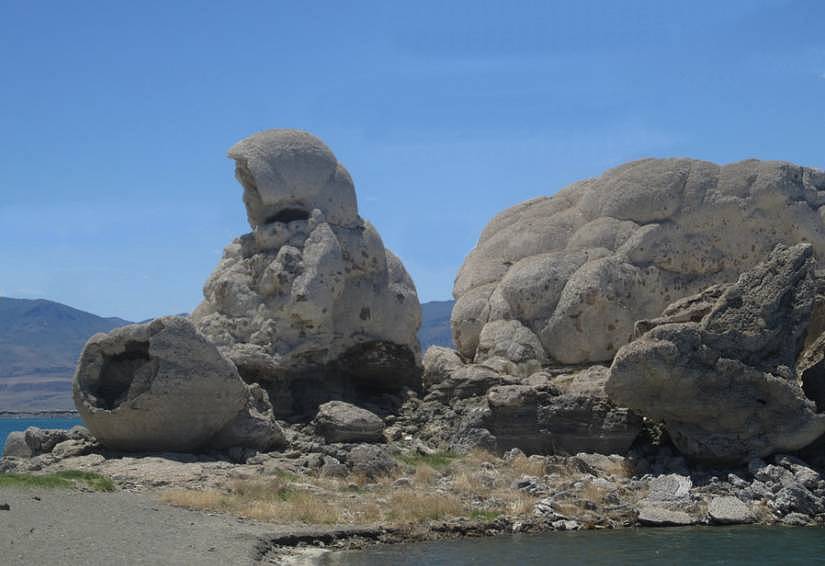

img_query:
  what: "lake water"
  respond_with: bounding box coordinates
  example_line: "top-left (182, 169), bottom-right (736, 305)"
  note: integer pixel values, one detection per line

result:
top-left (324, 526), bottom-right (825, 565)
top-left (0, 417), bottom-right (82, 448)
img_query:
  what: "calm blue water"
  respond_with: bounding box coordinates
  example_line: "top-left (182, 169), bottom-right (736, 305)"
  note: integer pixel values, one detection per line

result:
top-left (324, 526), bottom-right (825, 565)
top-left (0, 417), bottom-right (82, 448)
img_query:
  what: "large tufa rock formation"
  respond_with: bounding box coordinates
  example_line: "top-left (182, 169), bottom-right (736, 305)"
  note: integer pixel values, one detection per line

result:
top-left (73, 317), bottom-right (284, 452)
top-left (607, 244), bottom-right (825, 462)
top-left (452, 158), bottom-right (825, 365)
top-left (191, 129), bottom-right (421, 419)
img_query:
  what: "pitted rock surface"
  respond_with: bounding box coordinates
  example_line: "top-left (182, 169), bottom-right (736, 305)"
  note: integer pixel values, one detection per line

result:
top-left (73, 316), bottom-right (283, 452)
top-left (707, 496), bottom-right (755, 524)
top-left (412, 354), bottom-right (640, 456)
top-left (452, 158), bottom-right (825, 364)
top-left (607, 244), bottom-right (825, 462)
top-left (192, 129), bottom-right (421, 418)
top-left (313, 400), bottom-right (385, 443)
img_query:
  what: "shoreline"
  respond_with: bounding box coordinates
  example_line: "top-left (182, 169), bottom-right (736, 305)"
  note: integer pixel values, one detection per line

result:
top-left (2, 485), bottom-right (815, 566)
top-left (187, 507), bottom-right (825, 564)
top-left (255, 519), bottom-right (600, 563)
top-left (3, 428), bottom-right (825, 563)
top-left (254, 517), bottom-right (544, 561)
top-left (4, 414), bottom-right (825, 563)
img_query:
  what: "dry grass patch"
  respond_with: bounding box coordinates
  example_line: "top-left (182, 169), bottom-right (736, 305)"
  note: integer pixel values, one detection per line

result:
top-left (160, 478), bottom-right (339, 524)
top-left (464, 448), bottom-right (500, 466)
top-left (453, 471), bottom-right (492, 495)
top-left (387, 490), bottom-right (466, 523)
top-left (414, 464), bottom-right (439, 485)
top-left (580, 480), bottom-right (610, 505)
top-left (509, 454), bottom-right (546, 477)
top-left (503, 490), bottom-right (538, 516)
top-left (548, 498), bottom-right (582, 519)
top-left (342, 472), bottom-right (374, 489)
top-left (339, 500), bottom-right (383, 524)
top-left (160, 450), bottom-right (552, 528)
top-left (478, 487), bottom-right (538, 518)
top-left (161, 489), bottom-right (225, 510)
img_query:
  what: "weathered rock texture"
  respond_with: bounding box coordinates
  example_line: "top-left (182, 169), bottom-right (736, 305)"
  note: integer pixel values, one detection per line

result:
top-left (796, 300), bottom-right (825, 413)
top-left (401, 353), bottom-right (641, 456)
top-left (313, 400), bottom-right (385, 443)
top-left (3, 426), bottom-right (94, 458)
top-left (607, 244), bottom-right (825, 462)
top-left (483, 365), bottom-right (641, 455)
top-left (708, 496), bottom-right (755, 525)
top-left (210, 383), bottom-right (285, 450)
top-left (73, 316), bottom-right (284, 452)
top-left (191, 129), bottom-right (421, 419)
top-left (452, 158), bottom-right (825, 365)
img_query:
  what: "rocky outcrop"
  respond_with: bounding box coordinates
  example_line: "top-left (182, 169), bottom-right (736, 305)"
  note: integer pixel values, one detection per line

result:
top-left (3, 426), bottom-right (94, 458)
top-left (637, 506), bottom-right (698, 527)
top-left (407, 353), bottom-right (641, 456)
top-left (426, 363), bottom-right (516, 404)
top-left (347, 444), bottom-right (397, 478)
top-left (191, 129), bottom-right (421, 419)
top-left (73, 316), bottom-right (284, 452)
top-left (474, 319), bottom-right (546, 377)
top-left (313, 401), bottom-right (385, 443)
top-left (210, 384), bottom-right (285, 450)
top-left (607, 244), bottom-right (825, 462)
top-left (2, 432), bottom-right (29, 458)
top-left (708, 496), bottom-right (755, 525)
top-left (421, 346), bottom-right (465, 388)
top-left (453, 158), bottom-right (825, 365)
top-left (484, 366), bottom-right (641, 455)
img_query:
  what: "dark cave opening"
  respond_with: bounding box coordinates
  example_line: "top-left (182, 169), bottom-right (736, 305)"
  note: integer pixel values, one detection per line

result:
top-left (94, 341), bottom-right (153, 410)
top-left (236, 341), bottom-right (422, 422)
top-left (266, 208), bottom-right (310, 224)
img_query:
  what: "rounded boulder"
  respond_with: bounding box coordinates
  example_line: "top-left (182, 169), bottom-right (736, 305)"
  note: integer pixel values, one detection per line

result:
top-left (73, 317), bottom-right (250, 452)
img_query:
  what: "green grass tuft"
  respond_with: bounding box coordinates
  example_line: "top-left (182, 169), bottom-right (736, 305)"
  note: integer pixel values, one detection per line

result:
top-left (397, 451), bottom-right (457, 470)
top-left (54, 470), bottom-right (116, 492)
top-left (0, 470), bottom-right (115, 492)
top-left (469, 509), bottom-right (501, 522)
top-left (0, 473), bottom-right (73, 489)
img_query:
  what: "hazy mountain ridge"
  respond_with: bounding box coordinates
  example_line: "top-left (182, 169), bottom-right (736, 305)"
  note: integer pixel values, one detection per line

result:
top-left (0, 298), bottom-right (131, 410)
top-left (418, 300), bottom-right (455, 351)
top-left (0, 298), bottom-right (130, 377)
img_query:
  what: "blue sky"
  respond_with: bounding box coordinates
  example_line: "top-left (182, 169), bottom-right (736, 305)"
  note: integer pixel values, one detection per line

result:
top-left (1, 0), bottom-right (823, 321)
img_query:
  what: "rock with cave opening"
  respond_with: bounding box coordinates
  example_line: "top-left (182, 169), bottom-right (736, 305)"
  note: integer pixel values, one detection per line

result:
top-left (73, 316), bottom-right (284, 452)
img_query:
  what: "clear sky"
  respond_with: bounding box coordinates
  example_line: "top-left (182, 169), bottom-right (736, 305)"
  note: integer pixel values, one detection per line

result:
top-left (1, 0), bottom-right (823, 321)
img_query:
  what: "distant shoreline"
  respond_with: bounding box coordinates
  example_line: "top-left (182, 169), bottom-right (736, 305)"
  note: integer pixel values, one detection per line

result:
top-left (0, 410), bottom-right (78, 419)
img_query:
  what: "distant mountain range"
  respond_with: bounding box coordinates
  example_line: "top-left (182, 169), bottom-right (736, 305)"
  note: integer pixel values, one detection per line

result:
top-left (0, 298), bottom-right (130, 411)
top-left (419, 300), bottom-right (455, 351)
top-left (0, 297), bottom-right (454, 411)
